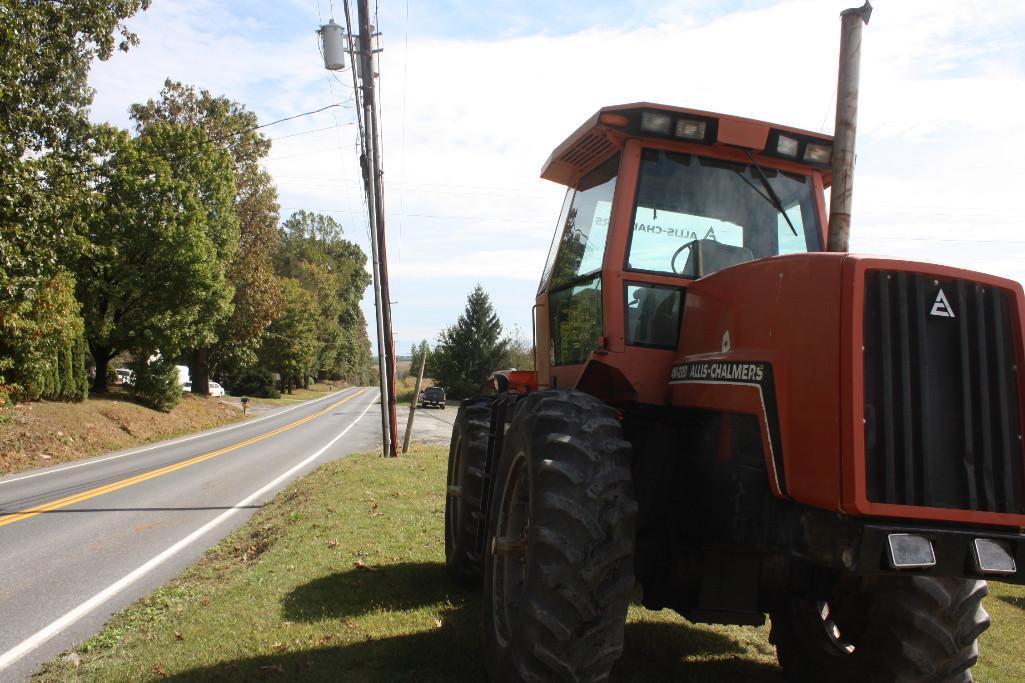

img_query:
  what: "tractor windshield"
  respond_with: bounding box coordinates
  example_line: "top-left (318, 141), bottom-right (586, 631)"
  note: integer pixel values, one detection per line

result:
top-left (627, 149), bottom-right (821, 278)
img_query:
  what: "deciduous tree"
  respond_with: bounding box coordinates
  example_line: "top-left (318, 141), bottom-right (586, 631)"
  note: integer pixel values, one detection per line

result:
top-left (130, 80), bottom-right (283, 392)
top-left (0, 0), bottom-right (151, 400)
top-left (73, 123), bottom-right (238, 392)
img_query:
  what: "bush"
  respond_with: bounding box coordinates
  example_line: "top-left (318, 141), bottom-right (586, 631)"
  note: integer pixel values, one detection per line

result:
top-left (0, 272), bottom-right (89, 402)
top-left (130, 356), bottom-right (182, 412)
top-left (232, 368), bottom-right (280, 399)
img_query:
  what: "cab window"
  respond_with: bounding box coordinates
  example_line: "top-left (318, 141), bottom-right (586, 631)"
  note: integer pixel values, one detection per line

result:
top-left (544, 154), bottom-right (619, 365)
top-left (627, 149), bottom-right (821, 278)
top-left (547, 154), bottom-right (619, 290)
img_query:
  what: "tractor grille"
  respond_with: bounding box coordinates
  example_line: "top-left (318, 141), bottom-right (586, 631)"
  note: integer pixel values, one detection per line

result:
top-left (863, 270), bottom-right (1025, 514)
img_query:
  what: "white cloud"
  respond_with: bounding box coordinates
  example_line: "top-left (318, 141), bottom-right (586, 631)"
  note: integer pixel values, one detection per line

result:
top-left (89, 0), bottom-right (1025, 353)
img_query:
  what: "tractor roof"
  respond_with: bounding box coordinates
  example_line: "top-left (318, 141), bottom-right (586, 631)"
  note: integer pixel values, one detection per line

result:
top-left (541, 102), bottom-right (835, 188)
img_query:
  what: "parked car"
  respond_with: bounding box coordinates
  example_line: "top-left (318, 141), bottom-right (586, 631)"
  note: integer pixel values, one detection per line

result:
top-left (115, 368), bottom-right (134, 386)
top-left (182, 381), bottom-right (226, 397)
top-left (419, 386), bottom-right (446, 409)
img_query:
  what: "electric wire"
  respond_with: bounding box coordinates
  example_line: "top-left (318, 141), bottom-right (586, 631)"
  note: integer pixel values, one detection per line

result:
top-left (0, 103), bottom-right (346, 191)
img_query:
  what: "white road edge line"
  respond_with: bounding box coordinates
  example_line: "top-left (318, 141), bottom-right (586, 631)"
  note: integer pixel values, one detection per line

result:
top-left (0, 390), bottom-right (379, 674)
top-left (0, 387), bottom-right (359, 488)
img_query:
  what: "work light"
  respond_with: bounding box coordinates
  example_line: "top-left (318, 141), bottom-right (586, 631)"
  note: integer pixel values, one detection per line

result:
top-left (803, 142), bottom-right (832, 164)
top-left (674, 118), bottom-right (707, 141)
top-left (640, 111), bottom-right (672, 135)
top-left (776, 134), bottom-right (799, 157)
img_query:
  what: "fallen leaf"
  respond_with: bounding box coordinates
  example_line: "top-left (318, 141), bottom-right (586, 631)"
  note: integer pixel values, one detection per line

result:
top-left (327, 540), bottom-right (339, 548)
top-left (174, 632), bottom-right (184, 641)
top-left (260, 664), bottom-right (285, 673)
top-left (272, 642), bottom-right (287, 651)
top-left (152, 664), bottom-right (167, 677)
top-left (353, 559), bottom-right (380, 572)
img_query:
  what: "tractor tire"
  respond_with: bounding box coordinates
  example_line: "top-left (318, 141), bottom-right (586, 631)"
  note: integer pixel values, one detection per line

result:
top-left (445, 398), bottom-right (493, 584)
top-left (482, 390), bottom-right (636, 682)
top-left (770, 576), bottom-right (990, 683)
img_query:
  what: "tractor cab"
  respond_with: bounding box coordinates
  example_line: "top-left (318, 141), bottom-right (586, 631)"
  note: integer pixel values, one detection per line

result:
top-left (535, 103), bottom-right (834, 400)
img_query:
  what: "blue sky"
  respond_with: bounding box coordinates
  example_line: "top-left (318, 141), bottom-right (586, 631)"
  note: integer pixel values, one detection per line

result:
top-left (88, 0), bottom-right (1025, 355)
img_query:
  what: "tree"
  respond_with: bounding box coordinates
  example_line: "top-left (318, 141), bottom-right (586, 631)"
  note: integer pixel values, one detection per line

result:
top-left (72, 122), bottom-right (238, 392)
top-left (408, 340), bottom-right (431, 379)
top-left (272, 211), bottom-right (372, 384)
top-left (502, 326), bottom-right (535, 371)
top-left (428, 285), bottom-right (509, 398)
top-left (259, 278), bottom-right (319, 393)
top-left (130, 81), bottom-right (282, 392)
top-left (0, 0), bottom-right (150, 401)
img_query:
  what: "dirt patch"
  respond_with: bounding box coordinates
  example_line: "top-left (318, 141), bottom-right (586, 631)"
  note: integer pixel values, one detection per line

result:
top-left (0, 390), bottom-right (245, 476)
top-left (223, 523), bottom-right (280, 565)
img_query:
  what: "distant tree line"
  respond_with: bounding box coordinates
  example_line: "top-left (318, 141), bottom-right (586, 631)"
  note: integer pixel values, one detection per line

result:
top-left (0, 2), bottom-right (373, 414)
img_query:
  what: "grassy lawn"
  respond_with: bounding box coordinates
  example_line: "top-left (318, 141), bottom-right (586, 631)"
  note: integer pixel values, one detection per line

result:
top-left (36, 445), bottom-right (1025, 682)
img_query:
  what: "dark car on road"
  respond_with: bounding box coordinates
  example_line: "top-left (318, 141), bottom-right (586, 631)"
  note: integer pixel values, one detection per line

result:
top-left (418, 386), bottom-right (446, 409)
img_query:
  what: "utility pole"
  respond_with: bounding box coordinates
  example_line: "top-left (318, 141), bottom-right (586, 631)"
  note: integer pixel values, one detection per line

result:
top-left (354, 0), bottom-right (399, 456)
top-left (402, 351), bottom-right (427, 454)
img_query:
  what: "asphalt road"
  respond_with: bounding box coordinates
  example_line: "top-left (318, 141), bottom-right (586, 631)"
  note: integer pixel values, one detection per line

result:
top-left (0, 386), bottom-right (382, 680)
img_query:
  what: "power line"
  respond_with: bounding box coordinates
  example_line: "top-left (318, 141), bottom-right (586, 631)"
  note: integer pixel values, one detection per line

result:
top-left (2, 103), bottom-right (346, 191)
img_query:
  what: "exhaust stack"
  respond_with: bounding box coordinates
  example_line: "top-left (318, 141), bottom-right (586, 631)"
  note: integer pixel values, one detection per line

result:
top-left (827, 1), bottom-right (872, 252)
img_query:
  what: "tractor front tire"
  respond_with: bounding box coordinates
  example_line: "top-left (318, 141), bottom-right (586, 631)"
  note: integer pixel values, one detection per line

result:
top-left (445, 398), bottom-right (492, 584)
top-left (771, 575), bottom-right (990, 683)
top-left (483, 390), bottom-right (636, 682)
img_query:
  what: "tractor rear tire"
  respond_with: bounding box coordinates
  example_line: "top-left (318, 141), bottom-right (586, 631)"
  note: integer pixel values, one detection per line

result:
top-left (770, 576), bottom-right (990, 683)
top-left (445, 398), bottom-right (492, 584)
top-left (482, 390), bottom-right (636, 682)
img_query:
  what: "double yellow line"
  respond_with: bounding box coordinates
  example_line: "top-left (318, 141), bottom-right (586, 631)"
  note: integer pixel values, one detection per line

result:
top-left (0, 387), bottom-right (369, 529)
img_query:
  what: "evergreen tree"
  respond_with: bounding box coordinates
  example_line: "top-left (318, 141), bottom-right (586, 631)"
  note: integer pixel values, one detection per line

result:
top-left (429, 285), bottom-right (509, 398)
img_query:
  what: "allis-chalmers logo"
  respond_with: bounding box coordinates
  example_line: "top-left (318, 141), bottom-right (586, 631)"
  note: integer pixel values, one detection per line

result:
top-left (931, 289), bottom-right (955, 318)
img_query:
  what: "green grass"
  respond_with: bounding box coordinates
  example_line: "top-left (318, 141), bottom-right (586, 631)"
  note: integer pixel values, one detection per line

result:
top-left (36, 445), bottom-right (1025, 682)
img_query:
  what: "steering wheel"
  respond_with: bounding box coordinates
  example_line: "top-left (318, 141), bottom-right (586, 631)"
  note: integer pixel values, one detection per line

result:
top-left (670, 240), bottom-right (697, 275)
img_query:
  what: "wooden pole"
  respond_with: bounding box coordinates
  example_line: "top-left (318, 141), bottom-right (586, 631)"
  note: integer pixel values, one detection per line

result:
top-left (402, 352), bottom-right (427, 454)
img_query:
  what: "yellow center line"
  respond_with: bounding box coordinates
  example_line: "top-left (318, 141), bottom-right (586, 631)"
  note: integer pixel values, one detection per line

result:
top-left (0, 387), bottom-right (370, 529)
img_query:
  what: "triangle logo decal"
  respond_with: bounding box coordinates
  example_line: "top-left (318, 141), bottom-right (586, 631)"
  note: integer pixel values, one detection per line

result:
top-left (930, 289), bottom-right (955, 318)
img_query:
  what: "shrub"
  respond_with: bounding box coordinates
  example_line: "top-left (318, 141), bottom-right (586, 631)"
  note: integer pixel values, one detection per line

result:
top-left (0, 272), bottom-right (89, 402)
top-left (233, 368), bottom-right (280, 399)
top-left (130, 355), bottom-right (182, 412)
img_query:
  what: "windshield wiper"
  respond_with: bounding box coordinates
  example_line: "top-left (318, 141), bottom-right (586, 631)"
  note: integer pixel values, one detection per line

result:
top-left (743, 151), bottom-right (798, 236)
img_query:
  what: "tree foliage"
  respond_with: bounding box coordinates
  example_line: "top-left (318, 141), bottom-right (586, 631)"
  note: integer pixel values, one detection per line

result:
top-left (129, 354), bottom-right (182, 412)
top-left (408, 340), bottom-right (430, 380)
top-left (130, 81), bottom-right (283, 382)
top-left (428, 285), bottom-right (509, 398)
top-left (268, 211), bottom-right (372, 387)
top-left (0, 0), bottom-right (151, 402)
top-left (503, 325), bottom-right (535, 371)
top-left (259, 278), bottom-right (319, 393)
top-left (0, 272), bottom-right (88, 401)
top-left (71, 122), bottom-right (238, 391)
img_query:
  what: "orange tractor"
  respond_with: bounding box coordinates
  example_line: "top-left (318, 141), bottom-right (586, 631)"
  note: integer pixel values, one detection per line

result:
top-left (444, 6), bottom-right (1023, 682)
